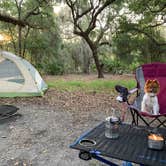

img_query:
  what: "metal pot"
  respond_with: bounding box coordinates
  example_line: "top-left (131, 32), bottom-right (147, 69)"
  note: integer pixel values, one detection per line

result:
top-left (148, 133), bottom-right (165, 150)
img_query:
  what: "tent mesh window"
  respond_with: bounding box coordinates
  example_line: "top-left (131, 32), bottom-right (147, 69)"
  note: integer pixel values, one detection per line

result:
top-left (0, 58), bottom-right (24, 84)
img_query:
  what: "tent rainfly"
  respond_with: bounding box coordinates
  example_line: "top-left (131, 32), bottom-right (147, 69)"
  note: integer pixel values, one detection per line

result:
top-left (0, 51), bottom-right (48, 97)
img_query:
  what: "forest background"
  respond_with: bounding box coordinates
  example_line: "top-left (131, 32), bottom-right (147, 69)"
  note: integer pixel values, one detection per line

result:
top-left (0, 0), bottom-right (165, 78)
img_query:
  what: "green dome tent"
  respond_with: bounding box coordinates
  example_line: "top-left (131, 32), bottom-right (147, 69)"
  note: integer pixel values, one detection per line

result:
top-left (0, 51), bottom-right (48, 97)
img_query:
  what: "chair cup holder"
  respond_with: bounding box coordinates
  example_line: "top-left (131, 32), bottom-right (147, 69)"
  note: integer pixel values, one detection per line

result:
top-left (79, 139), bottom-right (96, 147)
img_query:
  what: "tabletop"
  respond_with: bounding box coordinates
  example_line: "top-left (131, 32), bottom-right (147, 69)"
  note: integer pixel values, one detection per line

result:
top-left (70, 122), bottom-right (166, 166)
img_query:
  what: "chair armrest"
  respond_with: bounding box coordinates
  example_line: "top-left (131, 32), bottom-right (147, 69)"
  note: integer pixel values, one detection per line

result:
top-left (115, 85), bottom-right (129, 102)
top-left (128, 88), bottom-right (138, 94)
top-left (115, 86), bottom-right (139, 103)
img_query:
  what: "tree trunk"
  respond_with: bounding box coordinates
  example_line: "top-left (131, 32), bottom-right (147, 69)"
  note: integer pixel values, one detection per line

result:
top-left (83, 36), bottom-right (104, 78)
top-left (18, 25), bottom-right (22, 57)
top-left (17, 1), bottom-right (23, 57)
top-left (92, 49), bottom-right (104, 78)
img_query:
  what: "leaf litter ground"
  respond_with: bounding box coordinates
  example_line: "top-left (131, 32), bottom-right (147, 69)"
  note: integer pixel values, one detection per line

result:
top-left (0, 74), bottom-right (142, 166)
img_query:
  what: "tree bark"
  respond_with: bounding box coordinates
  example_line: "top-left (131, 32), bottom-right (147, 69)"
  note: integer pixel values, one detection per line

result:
top-left (92, 48), bottom-right (104, 78)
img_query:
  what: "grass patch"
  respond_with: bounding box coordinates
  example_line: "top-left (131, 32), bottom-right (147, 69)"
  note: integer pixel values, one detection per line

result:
top-left (47, 79), bottom-right (136, 92)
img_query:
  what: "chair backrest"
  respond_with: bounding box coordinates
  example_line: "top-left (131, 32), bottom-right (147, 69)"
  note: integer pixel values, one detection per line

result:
top-left (136, 63), bottom-right (166, 114)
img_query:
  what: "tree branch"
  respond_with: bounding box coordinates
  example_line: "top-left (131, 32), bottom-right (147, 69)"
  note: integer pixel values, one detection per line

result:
top-left (95, 27), bottom-right (107, 45)
top-left (87, 0), bottom-right (116, 33)
top-left (147, 3), bottom-right (166, 13)
top-left (146, 21), bottom-right (165, 28)
top-left (99, 41), bottom-right (112, 46)
top-left (131, 27), bottom-right (166, 46)
top-left (23, 0), bottom-right (52, 21)
top-left (0, 12), bottom-right (27, 27)
top-left (77, 4), bottom-right (93, 18)
top-left (66, 0), bottom-right (116, 36)
top-left (23, 7), bottom-right (40, 20)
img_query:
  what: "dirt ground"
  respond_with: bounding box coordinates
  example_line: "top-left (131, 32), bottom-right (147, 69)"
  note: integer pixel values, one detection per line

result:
top-left (0, 74), bottom-right (138, 166)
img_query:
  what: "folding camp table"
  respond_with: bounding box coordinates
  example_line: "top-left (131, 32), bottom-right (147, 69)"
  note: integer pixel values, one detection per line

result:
top-left (70, 122), bottom-right (166, 166)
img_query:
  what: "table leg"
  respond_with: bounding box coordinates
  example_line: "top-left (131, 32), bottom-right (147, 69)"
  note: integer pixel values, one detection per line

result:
top-left (122, 161), bottom-right (133, 166)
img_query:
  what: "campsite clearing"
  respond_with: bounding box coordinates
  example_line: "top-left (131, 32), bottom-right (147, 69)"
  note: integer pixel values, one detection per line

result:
top-left (0, 74), bottom-right (134, 166)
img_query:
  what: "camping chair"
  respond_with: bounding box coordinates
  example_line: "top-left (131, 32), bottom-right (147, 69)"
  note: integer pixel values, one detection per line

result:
top-left (115, 62), bottom-right (166, 128)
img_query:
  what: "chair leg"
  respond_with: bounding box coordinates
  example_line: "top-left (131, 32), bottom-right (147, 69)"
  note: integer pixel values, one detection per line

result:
top-left (157, 118), bottom-right (166, 128)
top-left (148, 116), bottom-right (166, 128)
top-left (149, 117), bottom-right (158, 125)
top-left (136, 113), bottom-right (139, 125)
top-left (129, 109), bottom-right (166, 128)
top-left (137, 113), bottom-right (150, 127)
top-left (130, 109), bottom-right (137, 125)
top-left (130, 109), bottom-right (150, 126)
